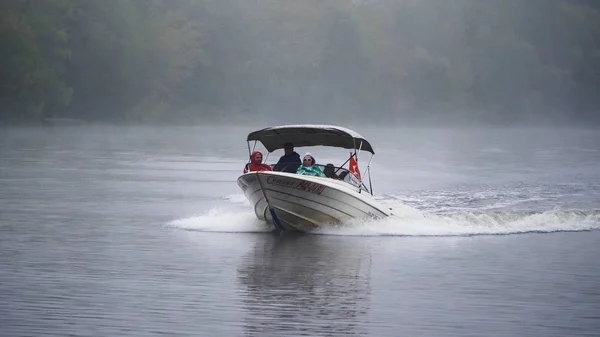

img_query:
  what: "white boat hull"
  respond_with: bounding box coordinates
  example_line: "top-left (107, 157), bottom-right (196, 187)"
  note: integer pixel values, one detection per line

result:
top-left (237, 171), bottom-right (391, 232)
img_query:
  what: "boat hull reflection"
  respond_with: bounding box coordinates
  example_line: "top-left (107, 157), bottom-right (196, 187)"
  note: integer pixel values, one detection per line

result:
top-left (237, 235), bottom-right (372, 336)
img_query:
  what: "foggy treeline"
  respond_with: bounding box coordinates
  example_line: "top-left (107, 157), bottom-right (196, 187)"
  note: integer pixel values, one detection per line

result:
top-left (1, 0), bottom-right (599, 125)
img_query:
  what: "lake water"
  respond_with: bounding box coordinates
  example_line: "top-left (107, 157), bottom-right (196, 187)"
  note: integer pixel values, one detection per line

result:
top-left (1, 125), bottom-right (599, 336)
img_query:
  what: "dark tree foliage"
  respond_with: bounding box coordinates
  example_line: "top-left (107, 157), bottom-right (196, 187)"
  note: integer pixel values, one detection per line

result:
top-left (1, 0), bottom-right (598, 125)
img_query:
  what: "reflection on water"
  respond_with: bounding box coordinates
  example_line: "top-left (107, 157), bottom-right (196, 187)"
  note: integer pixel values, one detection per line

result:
top-left (238, 235), bottom-right (371, 336)
top-left (1, 125), bottom-right (600, 336)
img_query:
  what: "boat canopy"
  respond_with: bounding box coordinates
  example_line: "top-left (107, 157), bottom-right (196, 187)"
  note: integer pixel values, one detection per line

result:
top-left (246, 124), bottom-right (375, 154)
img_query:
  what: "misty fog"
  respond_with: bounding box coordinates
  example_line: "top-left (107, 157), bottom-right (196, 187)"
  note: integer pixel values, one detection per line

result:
top-left (1, 0), bottom-right (599, 126)
top-left (2, 2), bottom-right (600, 335)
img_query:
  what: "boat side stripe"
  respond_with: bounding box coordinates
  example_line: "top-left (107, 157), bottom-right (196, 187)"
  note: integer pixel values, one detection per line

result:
top-left (259, 177), bottom-right (389, 216)
top-left (270, 195), bottom-right (351, 219)
top-left (240, 174), bottom-right (389, 217)
top-left (265, 188), bottom-right (373, 218)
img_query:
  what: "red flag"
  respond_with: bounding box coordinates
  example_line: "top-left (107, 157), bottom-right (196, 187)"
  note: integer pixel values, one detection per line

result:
top-left (349, 152), bottom-right (361, 180)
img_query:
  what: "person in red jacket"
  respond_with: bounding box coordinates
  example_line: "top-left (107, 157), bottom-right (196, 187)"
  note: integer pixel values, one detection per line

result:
top-left (243, 151), bottom-right (273, 173)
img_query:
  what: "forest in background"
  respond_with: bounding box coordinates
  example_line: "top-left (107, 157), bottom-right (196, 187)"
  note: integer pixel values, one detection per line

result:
top-left (1, 0), bottom-right (599, 126)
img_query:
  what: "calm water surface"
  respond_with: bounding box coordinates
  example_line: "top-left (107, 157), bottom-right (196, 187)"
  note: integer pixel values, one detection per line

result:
top-left (1, 125), bottom-right (599, 336)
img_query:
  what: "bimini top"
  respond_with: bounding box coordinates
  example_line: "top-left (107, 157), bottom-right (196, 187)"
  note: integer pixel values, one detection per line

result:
top-left (246, 124), bottom-right (375, 154)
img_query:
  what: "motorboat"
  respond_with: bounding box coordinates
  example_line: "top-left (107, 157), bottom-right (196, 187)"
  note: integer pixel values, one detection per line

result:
top-left (236, 124), bottom-right (392, 232)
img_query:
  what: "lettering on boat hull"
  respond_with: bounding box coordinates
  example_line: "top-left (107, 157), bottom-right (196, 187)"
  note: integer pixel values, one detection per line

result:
top-left (295, 181), bottom-right (326, 195)
top-left (267, 176), bottom-right (326, 195)
top-left (266, 176), bottom-right (297, 188)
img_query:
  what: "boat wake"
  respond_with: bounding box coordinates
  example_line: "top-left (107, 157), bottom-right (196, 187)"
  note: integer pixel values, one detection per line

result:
top-left (166, 207), bottom-right (273, 233)
top-left (312, 203), bottom-right (600, 236)
top-left (166, 198), bottom-right (600, 237)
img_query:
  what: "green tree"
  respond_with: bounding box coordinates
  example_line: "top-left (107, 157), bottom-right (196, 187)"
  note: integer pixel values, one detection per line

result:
top-left (0, 0), bottom-right (72, 121)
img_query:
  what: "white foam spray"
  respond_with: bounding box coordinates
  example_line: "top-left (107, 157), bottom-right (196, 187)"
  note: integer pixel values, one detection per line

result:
top-left (166, 194), bottom-right (600, 236)
top-left (166, 207), bottom-right (273, 233)
top-left (313, 202), bottom-right (600, 236)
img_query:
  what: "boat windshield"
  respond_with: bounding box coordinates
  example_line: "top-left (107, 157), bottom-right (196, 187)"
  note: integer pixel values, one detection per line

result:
top-left (269, 163), bottom-right (368, 193)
